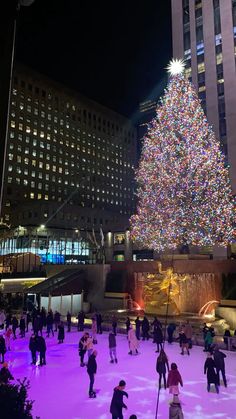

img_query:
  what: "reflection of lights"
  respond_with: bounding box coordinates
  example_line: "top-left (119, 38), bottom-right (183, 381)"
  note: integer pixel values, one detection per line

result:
top-left (117, 309), bottom-right (126, 313)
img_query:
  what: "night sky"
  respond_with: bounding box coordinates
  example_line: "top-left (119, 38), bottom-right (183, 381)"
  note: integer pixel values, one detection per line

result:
top-left (16, 0), bottom-right (172, 120)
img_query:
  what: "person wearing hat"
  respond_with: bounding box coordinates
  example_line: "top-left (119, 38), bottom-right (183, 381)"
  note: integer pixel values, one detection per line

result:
top-left (110, 379), bottom-right (128, 418)
top-left (169, 394), bottom-right (184, 419)
top-left (0, 362), bottom-right (14, 384)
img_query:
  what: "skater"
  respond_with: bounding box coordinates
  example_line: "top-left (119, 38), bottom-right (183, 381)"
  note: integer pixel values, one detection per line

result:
top-left (135, 316), bottom-right (141, 340)
top-left (184, 320), bottom-right (193, 349)
top-left (79, 332), bottom-right (89, 367)
top-left (87, 349), bottom-right (97, 398)
top-left (167, 363), bottom-right (183, 397)
top-left (12, 316), bottom-right (18, 339)
top-left (37, 335), bottom-right (46, 366)
top-left (180, 328), bottom-right (189, 355)
top-left (91, 317), bottom-right (97, 344)
top-left (5, 327), bottom-right (13, 351)
top-left (19, 315), bottom-right (26, 338)
top-left (29, 334), bottom-right (37, 365)
top-left (128, 325), bottom-right (139, 355)
top-left (58, 322), bottom-right (65, 343)
top-left (126, 317), bottom-right (131, 334)
top-left (67, 311), bottom-right (72, 332)
top-left (167, 322), bottom-right (176, 344)
top-left (78, 310), bottom-right (85, 331)
top-left (156, 349), bottom-right (169, 389)
top-left (109, 329), bottom-right (117, 363)
top-left (96, 312), bottom-right (103, 334)
top-left (110, 379), bottom-right (128, 419)
top-left (46, 311), bottom-right (54, 337)
top-left (213, 345), bottom-right (227, 387)
top-left (54, 311), bottom-right (61, 332)
top-left (40, 307), bottom-right (47, 328)
top-left (204, 352), bottom-right (219, 393)
top-left (112, 315), bottom-right (118, 336)
top-left (204, 329), bottom-right (213, 353)
top-left (0, 335), bottom-right (6, 363)
top-left (142, 316), bottom-right (150, 340)
top-left (0, 362), bottom-right (14, 384)
top-left (34, 314), bottom-right (43, 336)
top-left (154, 323), bottom-right (163, 353)
top-left (169, 394), bottom-right (184, 419)
top-left (0, 310), bottom-right (6, 329)
top-left (26, 312), bottom-right (31, 332)
top-left (5, 313), bottom-right (12, 330)
top-left (86, 334), bottom-right (94, 362)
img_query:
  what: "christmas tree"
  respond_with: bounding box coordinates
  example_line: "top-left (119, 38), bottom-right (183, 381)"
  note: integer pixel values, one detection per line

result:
top-left (130, 59), bottom-right (236, 251)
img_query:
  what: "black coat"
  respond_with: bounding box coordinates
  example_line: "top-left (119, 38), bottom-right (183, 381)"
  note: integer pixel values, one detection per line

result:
top-left (154, 326), bottom-right (163, 344)
top-left (156, 359), bottom-right (169, 374)
top-left (29, 336), bottom-right (37, 352)
top-left (0, 336), bottom-right (6, 354)
top-left (110, 387), bottom-right (128, 416)
top-left (36, 336), bottom-right (46, 352)
top-left (58, 325), bottom-right (65, 340)
top-left (214, 350), bottom-right (226, 371)
top-left (87, 354), bottom-right (97, 374)
top-left (204, 358), bottom-right (218, 384)
top-left (142, 318), bottom-right (150, 332)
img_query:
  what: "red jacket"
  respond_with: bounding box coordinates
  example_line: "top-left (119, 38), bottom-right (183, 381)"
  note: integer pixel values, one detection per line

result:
top-left (167, 369), bottom-right (183, 387)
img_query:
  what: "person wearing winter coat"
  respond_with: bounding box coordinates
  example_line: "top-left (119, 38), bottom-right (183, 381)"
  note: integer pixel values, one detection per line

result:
top-left (87, 350), bottom-right (97, 398)
top-left (5, 327), bottom-right (13, 351)
top-left (58, 322), bottom-right (65, 343)
top-left (204, 330), bottom-right (213, 353)
top-left (0, 335), bottom-right (6, 363)
top-left (204, 352), bottom-right (219, 393)
top-left (29, 334), bottom-right (37, 365)
top-left (96, 313), bottom-right (103, 334)
top-left (19, 316), bottom-right (26, 338)
top-left (110, 379), bottom-right (128, 418)
top-left (37, 335), bottom-right (46, 366)
top-left (77, 310), bottom-right (85, 331)
top-left (169, 395), bottom-right (184, 419)
top-left (135, 316), bottom-right (141, 340)
top-left (167, 323), bottom-right (176, 344)
top-left (91, 317), bottom-right (97, 344)
top-left (184, 321), bottom-right (193, 349)
top-left (153, 324), bottom-right (163, 353)
top-left (128, 326), bottom-right (139, 355)
top-left (156, 349), bottom-right (169, 389)
top-left (142, 316), bottom-right (150, 340)
top-left (0, 362), bottom-right (14, 384)
top-left (79, 332), bottom-right (89, 366)
top-left (34, 315), bottom-right (43, 336)
top-left (180, 330), bottom-right (189, 356)
top-left (0, 311), bottom-right (6, 329)
top-left (86, 335), bottom-right (94, 362)
top-left (46, 312), bottom-right (54, 337)
top-left (54, 311), bottom-right (61, 332)
top-left (213, 345), bottom-right (227, 387)
top-left (109, 330), bottom-right (117, 363)
top-left (26, 312), bottom-right (31, 332)
top-left (167, 363), bottom-right (183, 396)
top-left (67, 311), bottom-right (72, 332)
top-left (12, 316), bottom-right (18, 339)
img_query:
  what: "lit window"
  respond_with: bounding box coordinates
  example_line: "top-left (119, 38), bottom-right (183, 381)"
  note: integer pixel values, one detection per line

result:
top-left (26, 126), bottom-right (31, 133)
top-left (197, 62), bottom-right (205, 73)
top-left (30, 192), bottom-right (34, 199)
top-left (37, 193), bottom-right (42, 199)
top-left (216, 53), bottom-right (223, 65)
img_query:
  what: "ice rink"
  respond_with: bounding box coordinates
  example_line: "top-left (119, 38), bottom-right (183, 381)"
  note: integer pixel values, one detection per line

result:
top-left (4, 329), bottom-right (236, 419)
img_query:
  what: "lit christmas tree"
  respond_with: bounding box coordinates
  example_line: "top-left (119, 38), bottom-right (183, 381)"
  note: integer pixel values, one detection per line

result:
top-left (130, 59), bottom-right (236, 251)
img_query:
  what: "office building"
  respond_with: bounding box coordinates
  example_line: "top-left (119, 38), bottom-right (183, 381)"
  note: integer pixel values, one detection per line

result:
top-left (172, 0), bottom-right (236, 191)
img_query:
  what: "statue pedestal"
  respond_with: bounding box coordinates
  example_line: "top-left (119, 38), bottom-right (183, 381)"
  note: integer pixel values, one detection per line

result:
top-left (144, 302), bottom-right (180, 316)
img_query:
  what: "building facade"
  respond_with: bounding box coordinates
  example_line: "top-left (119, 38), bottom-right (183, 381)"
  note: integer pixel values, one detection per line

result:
top-left (172, 0), bottom-right (236, 191)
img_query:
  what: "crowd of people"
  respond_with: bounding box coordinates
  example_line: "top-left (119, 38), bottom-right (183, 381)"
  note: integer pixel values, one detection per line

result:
top-left (0, 307), bottom-right (232, 418)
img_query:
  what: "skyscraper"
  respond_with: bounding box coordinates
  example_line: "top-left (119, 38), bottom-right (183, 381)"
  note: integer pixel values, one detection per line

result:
top-left (172, 0), bottom-right (236, 191)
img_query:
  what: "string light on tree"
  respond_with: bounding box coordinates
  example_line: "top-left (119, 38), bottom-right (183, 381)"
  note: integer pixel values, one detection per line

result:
top-left (130, 59), bottom-right (236, 251)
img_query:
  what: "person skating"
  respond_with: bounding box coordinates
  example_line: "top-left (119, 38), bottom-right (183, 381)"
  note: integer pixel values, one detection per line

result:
top-left (37, 335), bottom-right (46, 366)
top-left (79, 332), bottom-right (89, 366)
top-left (26, 312), bottom-right (31, 332)
top-left (67, 311), bottom-right (72, 332)
top-left (128, 325), bottom-right (139, 355)
top-left (46, 311), bottom-right (54, 337)
top-left (109, 329), bottom-right (117, 363)
top-left (0, 310), bottom-right (6, 329)
top-left (87, 349), bottom-right (97, 398)
top-left (154, 323), bottom-right (163, 353)
top-left (126, 317), bottom-right (131, 335)
top-left (58, 322), bottom-right (65, 343)
top-left (204, 329), bottom-right (213, 353)
top-left (213, 345), bottom-right (227, 387)
top-left (29, 334), bottom-right (37, 365)
top-left (96, 312), bottom-right (103, 334)
top-left (54, 311), bottom-right (61, 332)
top-left (5, 327), bottom-right (13, 351)
top-left (12, 316), bottom-right (18, 339)
top-left (78, 310), bottom-right (85, 331)
top-left (34, 314), bottom-right (43, 336)
top-left (0, 362), bottom-right (14, 384)
top-left (180, 329), bottom-right (189, 355)
top-left (5, 313), bottom-right (12, 330)
top-left (110, 379), bottom-right (128, 419)
top-left (19, 315), bottom-right (26, 338)
top-left (112, 315), bottom-right (118, 336)
top-left (169, 394), bottom-right (184, 419)
top-left (204, 352), bottom-right (219, 393)
top-left (156, 349), bottom-right (169, 389)
top-left (135, 316), bottom-right (141, 340)
top-left (184, 320), bottom-right (193, 349)
top-left (142, 316), bottom-right (150, 341)
top-left (167, 322), bottom-right (176, 344)
top-left (167, 363), bottom-right (183, 397)
top-left (0, 335), bottom-right (6, 363)
top-left (86, 334), bottom-right (94, 362)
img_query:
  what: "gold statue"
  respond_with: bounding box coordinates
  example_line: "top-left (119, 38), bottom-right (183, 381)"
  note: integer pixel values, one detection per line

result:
top-left (143, 262), bottom-right (189, 315)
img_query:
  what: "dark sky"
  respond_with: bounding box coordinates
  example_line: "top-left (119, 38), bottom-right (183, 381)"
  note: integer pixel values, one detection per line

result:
top-left (16, 0), bottom-right (172, 120)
